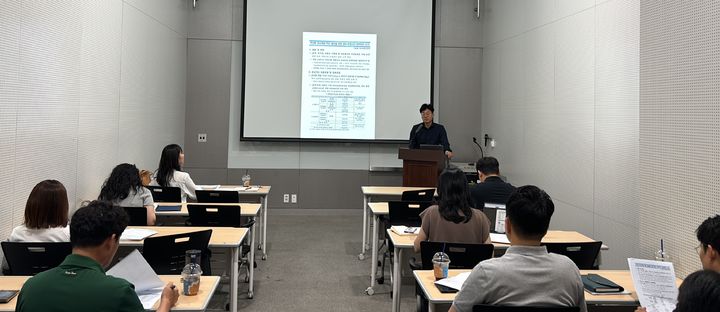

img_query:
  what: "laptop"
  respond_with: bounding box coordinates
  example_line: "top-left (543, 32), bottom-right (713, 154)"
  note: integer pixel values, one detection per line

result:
top-left (483, 203), bottom-right (506, 234)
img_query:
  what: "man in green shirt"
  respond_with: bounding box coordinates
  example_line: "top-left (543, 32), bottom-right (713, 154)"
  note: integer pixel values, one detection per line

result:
top-left (16, 200), bottom-right (179, 312)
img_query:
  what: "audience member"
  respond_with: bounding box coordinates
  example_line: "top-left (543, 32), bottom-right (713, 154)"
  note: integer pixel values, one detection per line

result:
top-left (99, 163), bottom-right (156, 225)
top-left (414, 167), bottom-right (491, 252)
top-left (152, 144), bottom-right (197, 202)
top-left (469, 157), bottom-right (515, 209)
top-left (15, 200), bottom-right (178, 312)
top-left (450, 185), bottom-right (586, 312)
top-left (9, 180), bottom-right (70, 242)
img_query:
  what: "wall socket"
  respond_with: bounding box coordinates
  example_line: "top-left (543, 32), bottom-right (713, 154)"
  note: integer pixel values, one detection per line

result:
top-left (197, 133), bottom-right (207, 143)
top-left (291, 194), bottom-right (297, 203)
top-left (283, 194), bottom-right (289, 203)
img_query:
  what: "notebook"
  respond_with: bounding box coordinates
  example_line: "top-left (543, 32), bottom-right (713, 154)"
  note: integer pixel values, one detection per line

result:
top-left (582, 274), bottom-right (624, 293)
top-left (155, 204), bottom-right (181, 212)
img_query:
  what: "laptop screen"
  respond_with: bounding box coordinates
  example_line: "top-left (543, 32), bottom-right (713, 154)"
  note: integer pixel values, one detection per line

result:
top-left (483, 203), bottom-right (506, 234)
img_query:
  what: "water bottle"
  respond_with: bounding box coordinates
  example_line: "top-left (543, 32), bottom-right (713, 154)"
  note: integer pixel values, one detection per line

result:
top-left (181, 250), bottom-right (203, 296)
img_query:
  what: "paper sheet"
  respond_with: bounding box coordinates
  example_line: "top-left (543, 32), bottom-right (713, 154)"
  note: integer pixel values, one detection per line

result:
top-left (120, 228), bottom-right (157, 241)
top-left (434, 272), bottom-right (471, 291)
top-left (627, 258), bottom-right (678, 312)
top-left (107, 250), bottom-right (165, 309)
top-left (197, 185), bottom-right (220, 190)
top-left (494, 209), bottom-right (506, 233)
top-left (490, 233), bottom-right (510, 244)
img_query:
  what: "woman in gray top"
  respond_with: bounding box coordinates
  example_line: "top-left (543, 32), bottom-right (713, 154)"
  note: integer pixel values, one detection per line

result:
top-left (99, 163), bottom-right (156, 225)
top-left (414, 167), bottom-right (491, 252)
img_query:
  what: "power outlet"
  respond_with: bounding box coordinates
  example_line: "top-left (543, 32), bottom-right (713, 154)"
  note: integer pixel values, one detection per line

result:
top-left (197, 133), bottom-right (207, 143)
top-left (291, 194), bottom-right (297, 203)
top-left (283, 194), bottom-right (289, 203)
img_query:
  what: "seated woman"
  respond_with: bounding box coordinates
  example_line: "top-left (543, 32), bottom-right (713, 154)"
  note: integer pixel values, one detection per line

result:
top-left (414, 167), bottom-right (491, 253)
top-left (152, 144), bottom-right (197, 202)
top-left (99, 163), bottom-right (156, 225)
top-left (10, 180), bottom-right (70, 242)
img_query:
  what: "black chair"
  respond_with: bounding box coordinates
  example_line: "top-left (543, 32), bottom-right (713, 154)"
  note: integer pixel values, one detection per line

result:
top-left (418, 241), bottom-right (494, 270)
top-left (401, 189), bottom-right (435, 202)
top-left (473, 305), bottom-right (580, 312)
top-left (186, 204), bottom-right (256, 282)
top-left (1, 241), bottom-right (72, 275)
top-left (543, 241), bottom-right (603, 270)
top-left (196, 190), bottom-right (239, 203)
top-left (377, 201), bottom-right (432, 285)
top-left (122, 206), bottom-right (148, 226)
top-left (146, 186), bottom-right (182, 203)
top-left (141, 229), bottom-right (212, 275)
top-left (414, 242), bottom-right (494, 312)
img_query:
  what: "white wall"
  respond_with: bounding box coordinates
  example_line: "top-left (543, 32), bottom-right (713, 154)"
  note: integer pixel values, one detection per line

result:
top-left (481, 0), bottom-right (640, 269)
top-left (0, 0), bottom-right (188, 240)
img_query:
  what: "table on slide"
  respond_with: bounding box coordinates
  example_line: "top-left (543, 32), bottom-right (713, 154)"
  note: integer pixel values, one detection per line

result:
top-left (121, 226), bottom-right (247, 312)
top-left (0, 275), bottom-right (221, 312)
top-left (414, 270), bottom-right (683, 312)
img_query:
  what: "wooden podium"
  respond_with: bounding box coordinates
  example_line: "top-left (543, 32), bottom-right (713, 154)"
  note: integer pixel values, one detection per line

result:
top-left (398, 148), bottom-right (446, 187)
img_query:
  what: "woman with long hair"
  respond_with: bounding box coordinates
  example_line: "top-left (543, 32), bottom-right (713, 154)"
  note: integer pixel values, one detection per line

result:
top-left (413, 167), bottom-right (491, 252)
top-left (9, 180), bottom-right (70, 242)
top-left (99, 163), bottom-right (156, 225)
top-left (152, 144), bottom-right (197, 202)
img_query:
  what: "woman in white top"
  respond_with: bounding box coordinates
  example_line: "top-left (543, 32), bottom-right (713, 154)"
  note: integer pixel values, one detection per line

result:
top-left (99, 163), bottom-right (156, 225)
top-left (152, 144), bottom-right (198, 202)
top-left (9, 180), bottom-right (70, 242)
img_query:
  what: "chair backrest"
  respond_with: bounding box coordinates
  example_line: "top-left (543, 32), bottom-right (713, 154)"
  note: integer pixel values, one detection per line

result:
top-left (388, 201), bottom-right (432, 227)
top-left (1, 241), bottom-right (72, 275)
top-left (196, 190), bottom-right (239, 203)
top-left (146, 186), bottom-right (182, 203)
top-left (187, 204), bottom-right (242, 227)
top-left (142, 229), bottom-right (212, 275)
top-left (401, 189), bottom-right (435, 202)
top-left (543, 241), bottom-right (603, 270)
top-left (473, 305), bottom-right (580, 312)
top-left (122, 206), bottom-right (147, 226)
top-left (419, 241), bottom-right (494, 270)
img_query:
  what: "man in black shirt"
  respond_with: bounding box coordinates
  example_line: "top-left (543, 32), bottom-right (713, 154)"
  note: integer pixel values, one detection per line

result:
top-left (408, 103), bottom-right (453, 158)
top-left (470, 157), bottom-right (515, 209)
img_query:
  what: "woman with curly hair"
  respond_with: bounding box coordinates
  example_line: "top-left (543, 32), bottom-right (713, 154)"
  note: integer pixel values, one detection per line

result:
top-left (99, 163), bottom-right (156, 225)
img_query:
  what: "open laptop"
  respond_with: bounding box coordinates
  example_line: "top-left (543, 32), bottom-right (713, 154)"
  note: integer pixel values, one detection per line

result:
top-left (483, 203), bottom-right (506, 234)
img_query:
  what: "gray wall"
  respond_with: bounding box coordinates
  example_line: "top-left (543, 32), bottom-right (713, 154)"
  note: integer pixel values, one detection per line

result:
top-left (639, 0), bottom-right (720, 278)
top-left (479, 0), bottom-right (640, 269)
top-left (0, 0), bottom-right (188, 238)
top-left (184, 0), bottom-right (483, 210)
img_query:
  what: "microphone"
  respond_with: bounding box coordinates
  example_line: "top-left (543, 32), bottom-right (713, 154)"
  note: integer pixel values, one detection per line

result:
top-left (472, 137), bottom-right (485, 159)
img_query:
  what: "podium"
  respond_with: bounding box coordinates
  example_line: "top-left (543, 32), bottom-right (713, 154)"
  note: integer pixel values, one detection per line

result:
top-left (398, 148), bottom-right (446, 187)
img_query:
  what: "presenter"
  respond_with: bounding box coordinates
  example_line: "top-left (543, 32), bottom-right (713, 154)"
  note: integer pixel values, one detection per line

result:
top-left (409, 103), bottom-right (453, 158)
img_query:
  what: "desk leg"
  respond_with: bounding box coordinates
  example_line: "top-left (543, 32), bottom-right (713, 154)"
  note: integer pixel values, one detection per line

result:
top-left (230, 246), bottom-right (239, 312)
top-left (248, 222), bottom-right (255, 299)
top-left (359, 195), bottom-right (368, 260)
top-left (261, 195), bottom-right (268, 260)
top-left (365, 214), bottom-right (379, 295)
top-left (429, 302), bottom-right (435, 312)
top-left (392, 246), bottom-right (402, 312)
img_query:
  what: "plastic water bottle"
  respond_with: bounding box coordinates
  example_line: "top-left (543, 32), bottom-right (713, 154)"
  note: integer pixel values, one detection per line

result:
top-left (181, 250), bottom-right (203, 296)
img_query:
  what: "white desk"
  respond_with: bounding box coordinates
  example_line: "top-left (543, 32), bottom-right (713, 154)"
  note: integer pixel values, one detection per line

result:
top-left (121, 226), bottom-right (248, 312)
top-left (197, 185), bottom-right (271, 261)
top-left (0, 275), bottom-right (221, 312)
top-left (359, 186), bottom-right (436, 261)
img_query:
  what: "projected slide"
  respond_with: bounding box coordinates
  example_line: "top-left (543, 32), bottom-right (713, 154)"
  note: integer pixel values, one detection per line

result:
top-left (300, 32), bottom-right (377, 139)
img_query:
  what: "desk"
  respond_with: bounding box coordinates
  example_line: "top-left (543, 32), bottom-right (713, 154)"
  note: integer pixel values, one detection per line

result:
top-left (155, 202), bottom-right (261, 218)
top-left (0, 275), bottom-right (220, 312)
top-left (122, 226), bottom-right (248, 312)
top-left (414, 270), bottom-right (683, 312)
top-left (197, 185), bottom-right (271, 260)
top-left (359, 186), bottom-right (436, 261)
top-left (387, 230), bottom-right (604, 312)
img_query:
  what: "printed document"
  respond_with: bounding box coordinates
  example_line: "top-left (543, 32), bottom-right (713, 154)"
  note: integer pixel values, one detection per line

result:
top-left (628, 258), bottom-right (678, 312)
top-left (435, 272), bottom-right (471, 291)
top-left (107, 249), bottom-right (165, 309)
